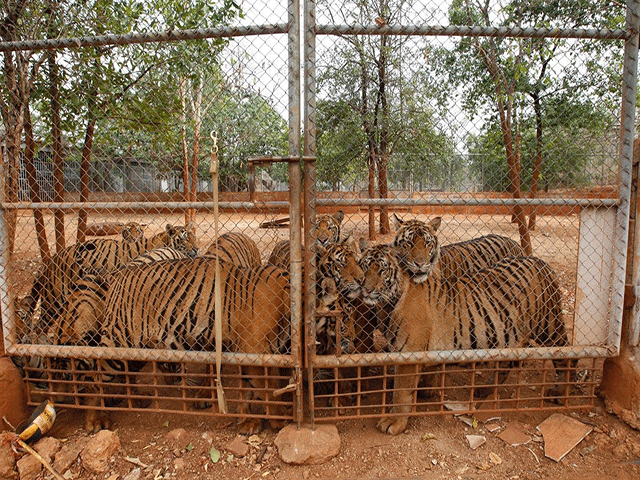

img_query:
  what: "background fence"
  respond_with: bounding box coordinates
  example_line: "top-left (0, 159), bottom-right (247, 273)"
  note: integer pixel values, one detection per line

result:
top-left (1, 0), bottom-right (637, 430)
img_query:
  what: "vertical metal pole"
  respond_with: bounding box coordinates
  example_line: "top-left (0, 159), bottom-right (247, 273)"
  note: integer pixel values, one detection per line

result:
top-left (288, 0), bottom-right (304, 425)
top-left (619, 0), bottom-right (640, 347)
top-left (303, 0), bottom-right (317, 426)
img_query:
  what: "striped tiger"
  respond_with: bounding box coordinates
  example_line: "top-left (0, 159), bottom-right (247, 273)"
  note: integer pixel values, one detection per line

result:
top-left (266, 210), bottom-right (345, 270)
top-left (204, 232), bottom-right (262, 268)
top-left (392, 214), bottom-right (526, 283)
top-left (24, 223), bottom-right (199, 330)
top-left (126, 246), bottom-right (191, 266)
top-left (84, 259), bottom-right (291, 434)
top-left (360, 217), bottom-right (571, 435)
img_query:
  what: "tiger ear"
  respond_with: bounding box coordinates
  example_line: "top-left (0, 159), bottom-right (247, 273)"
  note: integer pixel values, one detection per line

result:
top-left (358, 237), bottom-right (370, 251)
top-left (165, 224), bottom-right (175, 234)
top-left (344, 234), bottom-right (359, 255)
top-left (392, 213), bottom-right (403, 229)
top-left (333, 210), bottom-right (345, 225)
top-left (429, 217), bottom-right (442, 232)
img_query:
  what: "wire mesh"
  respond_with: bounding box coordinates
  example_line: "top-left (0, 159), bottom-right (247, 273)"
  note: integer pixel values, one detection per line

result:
top-left (0, 0), bottom-right (636, 432)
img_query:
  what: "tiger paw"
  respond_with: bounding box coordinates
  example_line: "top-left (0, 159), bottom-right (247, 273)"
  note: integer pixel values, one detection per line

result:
top-left (84, 410), bottom-right (111, 434)
top-left (237, 418), bottom-right (264, 435)
top-left (376, 415), bottom-right (408, 435)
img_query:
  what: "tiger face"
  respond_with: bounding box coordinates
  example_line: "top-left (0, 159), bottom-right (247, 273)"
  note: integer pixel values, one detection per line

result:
top-left (392, 215), bottom-right (441, 283)
top-left (165, 223), bottom-right (199, 257)
top-left (317, 234), bottom-right (363, 300)
top-left (121, 222), bottom-right (145, 242)
top-left (359, 244), bottom-right (403, 307)
top-left (314, 211), bottom-right (344, 246)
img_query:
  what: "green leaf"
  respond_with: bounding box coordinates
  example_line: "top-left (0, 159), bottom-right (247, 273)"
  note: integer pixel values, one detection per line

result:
top-left (210, 447), bottom-right (221, 463)
top-left (162, 421), bottom-right (169, 428)
top-left (186, 443), bottom-right (194, 451)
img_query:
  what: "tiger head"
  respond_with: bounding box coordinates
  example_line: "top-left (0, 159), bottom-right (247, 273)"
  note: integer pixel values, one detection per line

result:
top-left (392, 215), bottom-right (441, 283)
top-left (164, 223), bottom-right (199, 257)
top-left (359, 244), bottom-right (403, 307)
top-left (317, 234), bottom-right (363, 300)
top-left (314, 211), bottom-right (345, 246)
top-left (121, 222), bottom-right (145, 243)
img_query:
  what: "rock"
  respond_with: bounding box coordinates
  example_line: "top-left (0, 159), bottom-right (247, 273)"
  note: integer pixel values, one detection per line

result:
top-left (53, 437), bottom-right (89, 473)
top-left (123, 467), bottom-right (142, 480)
top-left (33, 436), bottom-right (61, 463)
top-left (0, 356), bottom-right (29, 430)
top-left (16, 454), bottom-right (41, 480)
top-left (173, 458), bottom-right (186, 471)
top-left (226, 435), bottom-right (249, 458)
top-left (163, 428), bottom-right (189, 449)
top-left (0, 433), bottom-right (18, 479)
top-left (274, 423), bottom-right (340, 465)
top-left (81, 430), bottom-right (121, 474)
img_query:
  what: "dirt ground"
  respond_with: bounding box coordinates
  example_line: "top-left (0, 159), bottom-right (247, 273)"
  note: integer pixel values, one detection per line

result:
top-left (6, 209), bottom-right (638, 479)
top-left (34, 398), bottom-right (640, 479)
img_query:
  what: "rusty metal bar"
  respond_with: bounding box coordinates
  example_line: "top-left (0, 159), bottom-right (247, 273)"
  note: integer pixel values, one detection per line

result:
top-left (0, 24), bottom-right (289, 52)
top-left (313, 197), bottom-right (620, 207)
top-left (0, 201), bottom-right (291, 211)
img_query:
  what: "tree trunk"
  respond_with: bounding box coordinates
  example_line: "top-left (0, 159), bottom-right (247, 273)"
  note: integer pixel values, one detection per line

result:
top-left (377, 34), bottom-right (390, 235)
top-left (24, 107), bottom-right (51, 262)
top-left (77, 117), bottom-right (95, 243)
top-left (528, 91), bottom-right (543, 231)
top-left (48, 49), bottom-right (66, 253)
top-left (188, 83), bottom-right (203, 228)
top-left (179, 78), bottom-right (191, 226)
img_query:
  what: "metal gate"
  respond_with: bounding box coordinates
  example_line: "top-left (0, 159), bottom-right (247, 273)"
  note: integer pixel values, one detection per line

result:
top-left (1, 0), bottom-right (638, 432)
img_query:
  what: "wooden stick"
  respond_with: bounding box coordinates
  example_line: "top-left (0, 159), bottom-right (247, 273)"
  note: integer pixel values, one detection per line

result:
top-left (15, 437), bottom-right (65, 480)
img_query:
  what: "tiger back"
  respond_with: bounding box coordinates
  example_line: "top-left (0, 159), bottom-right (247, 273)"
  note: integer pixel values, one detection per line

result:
top-left (23, 223), bottom-right (198, 331)
top-left (204, 232), bottom-right (262, 268)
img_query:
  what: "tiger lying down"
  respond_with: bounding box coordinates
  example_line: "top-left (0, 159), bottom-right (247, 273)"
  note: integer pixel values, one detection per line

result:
top-left (359, 216), bottom-right (574, 435)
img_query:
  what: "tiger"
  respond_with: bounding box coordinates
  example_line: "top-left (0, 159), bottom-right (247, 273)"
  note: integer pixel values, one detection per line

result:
top-left (312, 236), bottom-right (363, 406)
top-left (126, 246), bottom-right (191, 266)
top-left (22, 223), bottom-right (199, 332)
top-left (204, 232), bottom-right (262, 268)
top-left (266, 210), bottom-right (345, 270)
top-left (80, 259), bottom-right (291, 434)
top-left (360, 217), bottom-right (572, 435)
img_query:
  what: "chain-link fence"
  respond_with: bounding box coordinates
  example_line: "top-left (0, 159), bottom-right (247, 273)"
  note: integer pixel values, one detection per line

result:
top-left (1, 0), bottom-right (637, 433)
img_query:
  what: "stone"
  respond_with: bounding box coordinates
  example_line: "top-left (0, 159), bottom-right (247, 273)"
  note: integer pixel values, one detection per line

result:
top-left (274, 423), bottom-right (340, 465)
top-left (16, 454), bottom-right (41, 480)
top-left (33, 436), bottom-right (61, 463)
top-left (81, 429), bottom-right (121, 474)
top-left (0, 356), bottom-right (29, 431)
top-left (163, 428), bottom-right (190, 449)
top-left (123, 467), bottom-right (142, 480)
top-left (226, 435), bottom-right (249, 458)
top-left (53, 437), bottom-right (89, 473)
top-left (0, 433), bottom-right (18, 479)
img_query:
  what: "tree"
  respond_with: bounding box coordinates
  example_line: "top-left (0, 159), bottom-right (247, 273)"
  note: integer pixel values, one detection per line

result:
top-left (430, 0), bottom-right (624, 252)
top-left (317, 0), bottom-right (453, 238)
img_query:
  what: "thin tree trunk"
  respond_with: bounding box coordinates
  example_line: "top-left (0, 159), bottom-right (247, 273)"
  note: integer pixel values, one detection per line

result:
top-left (179, 78), bottom-right (191, 226)
top-left (24, 107), bottom-right (50, 262)
top-left (48, 49), bottom-right (65, 253)
top-left (188, 83), bottom-right (203, 228)
top-left (528, 91), bottom-right (543, 231)
top-left (77, 117), bottom-right (95, 243)
top-left (377, 34), bottom-right (390, 235)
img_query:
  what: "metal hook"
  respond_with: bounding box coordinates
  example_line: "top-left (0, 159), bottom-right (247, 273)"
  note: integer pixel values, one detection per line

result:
top-left (210, 131), bottom-right (218, 153)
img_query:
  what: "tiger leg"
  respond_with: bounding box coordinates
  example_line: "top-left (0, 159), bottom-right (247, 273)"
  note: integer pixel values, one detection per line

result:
top-left (473, 361), bottom-right (515, 399)
top-left (545, 358), bottom-right (578, 400)
top-left (376, 363), bottom-right (419, 435)
top-left (237, 366), bottom-right (267, 435)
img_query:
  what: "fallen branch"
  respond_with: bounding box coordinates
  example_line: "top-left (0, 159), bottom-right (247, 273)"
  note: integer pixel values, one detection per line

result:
top-left (14, 436), bottom-right (65, 480)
